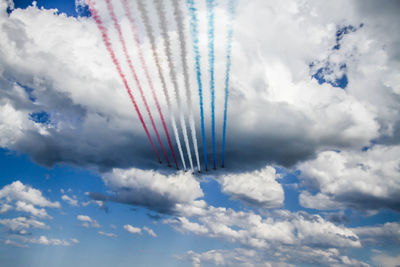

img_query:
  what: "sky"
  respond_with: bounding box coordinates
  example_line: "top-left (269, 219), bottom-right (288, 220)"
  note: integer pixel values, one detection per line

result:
top-left (0, 0), bottom-right (400, 266)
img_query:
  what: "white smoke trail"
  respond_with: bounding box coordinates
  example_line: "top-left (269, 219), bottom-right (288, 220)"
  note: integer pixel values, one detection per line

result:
top-left (171, 0), bottom-right (201, 172)
top-left (154, 0), bottom-right (194, 172)
top-left (136, 0), bottom-right (186, 170)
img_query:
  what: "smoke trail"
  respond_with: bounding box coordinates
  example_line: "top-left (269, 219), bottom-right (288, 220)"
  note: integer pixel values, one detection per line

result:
top-left (86, 0), bottom-right (161, 163)
top-left (136, 0), bottom-right (186, 170)
top-left (104, 0), bottom-right (170, 165)
top-left (171, 0), bottom-right (201, 172)
top-left (121, 0), bottom-right (179, 170)
top-left (221, 0), bottom-right (237, 168)
top-left (154, 0), bottom-right (194, 172)
top-left (186, 0), bottom-right (208, 171)
top-left (206, 0), bottom-right (216, 169)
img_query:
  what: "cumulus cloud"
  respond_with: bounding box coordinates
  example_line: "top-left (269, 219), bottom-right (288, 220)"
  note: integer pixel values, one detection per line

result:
top-left (0, 0), bottom-right (397, 175)
top-left (89, 168), bottom-right (203, 214)
top-left (178, 246), bottom-right (370, 267)
top-left (166, 203), bottom-right (361, 249)
top-left (218, 166), bottom-right (284, 208)
top-left (0, 181), bottom-right (60, 208)
top-left (298, 145), bottom-right (400, 212)
top-left (0, 203), bottom-right (12, 214)
top-left (0, 1), bottom-right (399, 265)
top-left (0, 216), bottom-right (48, 235)
top-left (76, 215), bottom-right (100, 228)
top-left (123, 224), bottom-right (141, 235)
top-left (61, 195), bottom-right (79, 207)
top-left (15, 201), bottom-right (50, 218)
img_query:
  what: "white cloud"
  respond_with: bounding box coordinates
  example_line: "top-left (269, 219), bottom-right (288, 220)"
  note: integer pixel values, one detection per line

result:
top-left (98, 231), bottom-right (117, 238)
top-left (0, 181), bottom-right (60, 208)
top-left (0, 0), bottom-right (394, 176)
top-left (0, 203), bottom-right (12, 214)
top-left (27, 235), bottom-right (72, 246)
top-left (142, 226), bottom-right (157, 237)
top-left (123, 224), bottom-right (142, 235)
top-left (90, 168), bottom-right (203, 214)
top-left (168, 203), bottom-right (361, 249)
top-left (15, 201), bottom-right (50, 218)
top-left (61, 195), bottom-right (79, 207)
top-left (77, 215), bottom-right (100, 228)
top-left (165, 217), bottom-right (208, 236)
top-left (179, 246), bottom-right (370, 267)
top-left (298, 145), bottom-right (400, 212)
top-left (0, 1), bottom-right (398, 265)
top-left (0, 216), bottom-right (48, 234)
top-left (219, 166), bottom-right (284, 208)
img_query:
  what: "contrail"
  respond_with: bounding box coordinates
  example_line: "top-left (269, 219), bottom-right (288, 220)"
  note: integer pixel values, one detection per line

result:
top-left (206, 0), bottom-right (216, 170)
top-left (136, 0), bottom-right (186, 170)
top-left (154, 0), bottom-right (194, 172)
top-left (121, 0), bottom-right (179, 170)
top-left (104, 0), bottom-right (170, 165)
top-left (171, 0), bottom-right (201, 172)
top-left (186, 0), bottom-right (208, 171)
top-left (86, 0), bottom-right (161, 163)
top-left (221, 0), bottom-right (237, 168)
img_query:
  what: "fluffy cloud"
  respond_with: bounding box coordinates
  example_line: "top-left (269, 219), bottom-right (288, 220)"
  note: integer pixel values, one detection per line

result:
top-left (0, 216), bottom-right (48, 235)
top-left (0, 181), bottom-right (60, 208)
top-left (90, 167), bottom-right (203, 214)
top-left (0, 0), bottom-right (396, 175)
top-left (0, 0), bottom-right (398, 265)
top-left (0, 203), bottom-right (12, 214)
top-left (61, 195), bottom-right (79, 207)
top-left (218, 166), bottom-right (284, 208)
top-left (167, 203), bottom-right (361, 249)
top-left (298, 145), bottom-right (400, 212)
top-left (77, 215), bottom-right (100, 228)
top-left (178, 246), bottom-right (370, 267)
top-left (123, 224), bottom-right (141, 235)
top-left (15, 201), bottom-right (50, 218)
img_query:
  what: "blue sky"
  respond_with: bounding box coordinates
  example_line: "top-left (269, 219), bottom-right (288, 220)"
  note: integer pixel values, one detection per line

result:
top-left (1, 0), bottom-right (400, 266)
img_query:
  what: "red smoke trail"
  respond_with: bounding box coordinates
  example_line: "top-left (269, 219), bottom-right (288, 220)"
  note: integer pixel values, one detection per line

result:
top-left (121, 0), bottom-right (179, 169)
top-left (104, 0), bottom-right (171, 166)
top-left (86, 0), bottom-right (162, 163)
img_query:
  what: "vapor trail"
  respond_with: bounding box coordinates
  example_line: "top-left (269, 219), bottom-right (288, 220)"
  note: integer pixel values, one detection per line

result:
top-left (154, 0), bottom-right (194, 172)
top-left (136, 0), bottom-right (186, 170)
top-left (104, 0), bottom-right (170, 165)
top-left (186, 0), bottom-right (208, 171)
top-left (171, 0), bottom-right (201, 172)
top-left (206, 0), bottom-right (217, 170)
top-left (221, 0), bottom-right (237, 168)
top-left (86, 0), bottom-right (161, 163)
top-left (121, 0), bottom-right (179, 170)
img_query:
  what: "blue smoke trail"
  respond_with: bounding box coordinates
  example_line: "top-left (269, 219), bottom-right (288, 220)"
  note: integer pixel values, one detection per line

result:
top-left (186, 0), bottom-right (208, 170)
top-left (206, 0), bottom-right (216, 169)
top-left (222, 0), bottom-right (238, 168)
